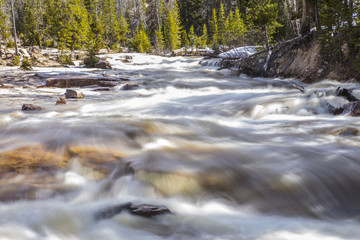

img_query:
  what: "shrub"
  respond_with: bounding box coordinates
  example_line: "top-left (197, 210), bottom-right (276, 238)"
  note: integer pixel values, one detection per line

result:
top-left (20, 57), bottom-right (32, 70)
top-left (11, 55), bottom-right (20, 66)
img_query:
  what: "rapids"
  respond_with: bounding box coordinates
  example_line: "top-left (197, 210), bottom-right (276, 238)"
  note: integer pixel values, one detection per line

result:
top-left (0, 53), bottom-right (360, 239)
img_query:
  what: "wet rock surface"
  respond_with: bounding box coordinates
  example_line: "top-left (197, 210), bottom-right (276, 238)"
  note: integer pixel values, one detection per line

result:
top-left (94, 203), bottom-right (171, 220)
top-left (65, 89), bottom-right (84, 98)
top-left (22, 104), bottom-right (42, 111)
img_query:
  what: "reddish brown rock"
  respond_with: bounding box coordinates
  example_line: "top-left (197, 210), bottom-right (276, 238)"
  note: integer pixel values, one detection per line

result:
top-left (95, 60), bottom-right (112, 69)
top-left (22, 104), bottom-right (42, 111)
top-left (65, 89), bottom-right (84, 99)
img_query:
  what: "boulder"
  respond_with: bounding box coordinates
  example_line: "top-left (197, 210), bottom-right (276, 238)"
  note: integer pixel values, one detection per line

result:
top-left (95, 60), bottom-right (112, 69)
top-left (121, 83), bottom-right (139, 91)
top-left (56, 96), bottom-right (67, 105)
top-left (65, 89), bottom-right (84, 98)
top-left (22, 104), bottom-right (42, 111)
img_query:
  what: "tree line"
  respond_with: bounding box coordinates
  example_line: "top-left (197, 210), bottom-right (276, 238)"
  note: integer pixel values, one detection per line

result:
top-left (0, 0), bottom-right (359, 57)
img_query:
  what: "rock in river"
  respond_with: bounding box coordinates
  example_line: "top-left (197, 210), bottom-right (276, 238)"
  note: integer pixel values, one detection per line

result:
top-left (65, 89), bottom-right (84, 99)
top-left (95, 60), bottom-right (112, 69)
top-left (22, 104), bottom-right (42, 111)
top-left (56, 96), bottom-right (67, 105)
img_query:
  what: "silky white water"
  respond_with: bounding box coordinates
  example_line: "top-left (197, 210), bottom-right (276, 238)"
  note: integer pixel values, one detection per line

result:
top-left (0, 54), bottom-right (360, 239)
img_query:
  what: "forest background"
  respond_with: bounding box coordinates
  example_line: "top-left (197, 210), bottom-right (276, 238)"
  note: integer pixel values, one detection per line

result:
top-left (0, 0), bottom-right (359, 64)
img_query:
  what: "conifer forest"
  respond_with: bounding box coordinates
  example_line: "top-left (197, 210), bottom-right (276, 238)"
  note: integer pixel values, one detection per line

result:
top-left (0, 0), bottom-right (359, 56)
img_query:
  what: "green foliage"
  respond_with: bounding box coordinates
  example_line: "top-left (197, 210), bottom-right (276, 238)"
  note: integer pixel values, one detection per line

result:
top-left (218, 2), bottom-right (226, 45)
top-left (133, 26), bottom-right (152, 53)
top-left (201, 24), bottom-right (208, 47)
top-left (84, 45), bottom-right (100, 67)
top-left (0, 0), bottom-right (10, 48)
top-left (12, 56), bottom-right (20, 66)
top-left (155, 24), bottom-right (165, 53)
top-left (58, 53), bottom-right (74, 65)
top-left (248, 0), bottom-right (282, 45)
top-left (20, 57), bottom-right (33, 71)
top-left (166, 0), bottom-right (182, 51)
top-left (210, 8), bottom-right (219, 47)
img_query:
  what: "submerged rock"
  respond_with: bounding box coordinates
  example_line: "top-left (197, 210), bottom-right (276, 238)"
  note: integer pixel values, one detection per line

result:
top-left (121, 83), bottom-right (139, 91)
top-left (94, 203), bottom-right (171, 221)
top-left (56, 96), bottom-right (67, 105)
top-left (22, 104), bottom-right (42, 111)
top-left (0, 145), bottom-right (70, 174)
top-left (65, 89), bottom-right (84, 99)
top-left (130, 204), bottom-right (171, 217)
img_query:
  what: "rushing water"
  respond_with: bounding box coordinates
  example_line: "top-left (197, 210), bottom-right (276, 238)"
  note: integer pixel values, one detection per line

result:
top-left (1, 53), bottom-right (360, 239)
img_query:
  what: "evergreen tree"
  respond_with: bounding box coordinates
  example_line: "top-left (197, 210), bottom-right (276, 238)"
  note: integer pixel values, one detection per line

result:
top-left (166, 0), bottom-right (182, 51)
top-left (155, 24), bottom-right (165, 52)
top-left (249, 0), bottom-right (282, 47)
top-left (133, 25), bottom-right (152, 53)
top-left (218, 2), bottom-right (226, 45)
top-left (0, 0), bottom-right (10, 51)
top-left (20, 0), bottom-right (42, 46)
top-left (59, 0), bottom-right (90, 51)
top-left (231, 6), bottom-right (246, 46)
top-left (43, 0), bottom-right (67, 47)
top-left (188, 25), bottom-right (196, 47)
top-left (210, 8), bottom-right (219, 47)
top-left (201, 24), bottom-right (208, 47)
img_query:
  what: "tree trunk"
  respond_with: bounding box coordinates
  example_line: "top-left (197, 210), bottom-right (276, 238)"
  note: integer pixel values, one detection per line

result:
top-left (10, 0), bottom-right (18, 55)
top-left (300, 0), bottom-right (309, 36)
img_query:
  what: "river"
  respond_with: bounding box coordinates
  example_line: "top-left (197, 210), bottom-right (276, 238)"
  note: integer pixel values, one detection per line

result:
top-left (0, 53), bottom-right (360, 240)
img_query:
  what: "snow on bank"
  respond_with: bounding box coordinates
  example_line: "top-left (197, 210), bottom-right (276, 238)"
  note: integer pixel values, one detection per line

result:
top-left (218, 46), bottom-right (258, 58)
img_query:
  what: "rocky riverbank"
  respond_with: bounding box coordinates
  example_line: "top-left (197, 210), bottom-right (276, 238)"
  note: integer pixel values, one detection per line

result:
top-left (222, 32), bottom-right (360, 83)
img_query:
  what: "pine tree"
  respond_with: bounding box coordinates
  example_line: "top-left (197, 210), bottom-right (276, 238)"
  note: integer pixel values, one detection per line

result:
top-left (133, 26), bottom-right (152, 53)
top-left (201, 24), bottom-right (208, 47)
top-left (231, 6), bottom-right (246, 46)
top-left (20, 0), bottom-right (39, 46)
top-left (44, 0), bottom-right (67, 47)
top-left (188, 25), bottom-right (196, 47)
top-left (155, 24), bottom-right (165, 53)
top-left (210, 8), bottom-right (219, 47)
top-left (0, 0), bottom-right (10, 52)
top-left (59, 0), bottom-right (90, 51)
top-left (218, 2), bottom-right (226, 45)
top-left (249, 0), bottom-right (282, 47)
top-left (166, 0), bottom-right (182, 51)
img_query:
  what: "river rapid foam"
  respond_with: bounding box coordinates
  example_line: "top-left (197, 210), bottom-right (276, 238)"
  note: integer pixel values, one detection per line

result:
top-left (0, 53), bottom-right (360, 239)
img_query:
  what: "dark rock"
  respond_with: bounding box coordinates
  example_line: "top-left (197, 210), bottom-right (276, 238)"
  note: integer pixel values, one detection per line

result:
top-left (121, 83), bottom-right (139, 91)
top-left (335, 87), bottom-right (359, 102)
top-left (130, 204), bottom-right (171, 217)
top-left (98, 81), bottom-right (118, 87)
top-left (56, 96), bottom-right (67, 105)
top-left (338, 127), bottom-right (359, 136)
top-left (93, 88), bottom-right (111, 91)
top-left (46, 77), bottom-right (99, 88)
top-left (65, 89), bottom-right (84, 99)
top-left (95, 60), bottom-right (112, 69)
top-left (328, 101), bottom-right (360, 116)
top-left (94, 203), bottom-right (171, 221)
top-left (22, 104), bottom-right (42, 111)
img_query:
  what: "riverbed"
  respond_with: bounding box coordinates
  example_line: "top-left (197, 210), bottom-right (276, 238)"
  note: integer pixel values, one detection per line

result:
top-left (0, 54), bottom-right (360, 239)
